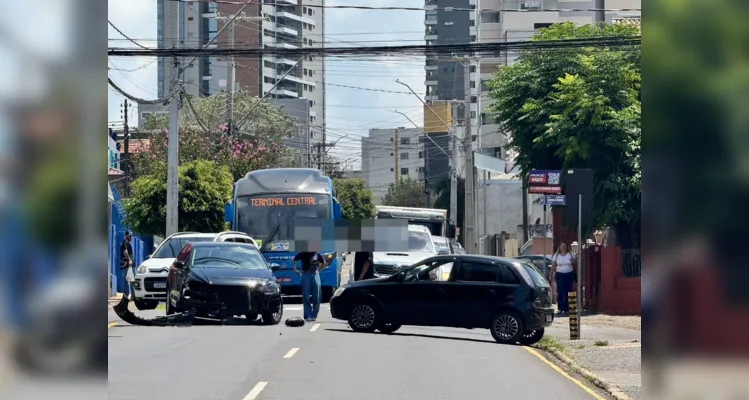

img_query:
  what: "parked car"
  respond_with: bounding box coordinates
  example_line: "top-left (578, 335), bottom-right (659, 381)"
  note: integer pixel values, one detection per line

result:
top-left (348, 224), bottom-right (439, 282)
top-left (514, 255), bottom-right (553, 280)
top-left (132, 231), bottom-right (257, 310)
top-left (166, 241), bottom-right (283, 324)
top-left (331, 254), bottom-right (554, 345)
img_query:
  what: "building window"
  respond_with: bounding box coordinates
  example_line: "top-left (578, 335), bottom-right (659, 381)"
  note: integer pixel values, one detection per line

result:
top-left (390, 152), bottom-right (394, 156)
top-left (417, 167), bottom-right (425, 172)
top-left (390, 137), bottom-right (394, 142)
top-left (470, 80), bottom-right (476, 88)
top-left (400, 137), bottom-right (410, 145)
top-left (419, 151), bottom-right (424, 158)
top-left (534, 22), bottom-right (553, 30)
top-left (470, 65), bottom-right (476, 73)
top-left (470, 111), bottom-right (476, 118)
top-left (400, 152), bottom-right (409, 160)
top-left (188, 17), bottom-right (194, 21)
top-left (391, 168), bottom-right (394, 172)
top-left (401, 168), bottom-right (409, 175)
top-left (470, 19), bottom-right (475, 27)
top-left (471, 96), bottom-right (477, 103)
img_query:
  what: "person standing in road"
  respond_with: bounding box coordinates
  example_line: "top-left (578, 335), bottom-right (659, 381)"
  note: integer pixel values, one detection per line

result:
top-left (550, 241), bottom-right (576, 316)
top-left (120, 231), bottom-right (134, 298)
top-left (292, 251), bottom-right (327, 321)
top-left (353, 251), bottom-right (374, 281)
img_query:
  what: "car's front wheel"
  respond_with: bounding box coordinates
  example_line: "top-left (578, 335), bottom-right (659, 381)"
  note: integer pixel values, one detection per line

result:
top-left (490, 311), bottom-right (525, 344)
top-left (261, 301), bottom-right (283, 325)
top-left (348, 302), bottom-right (380, 333)
top-left (377, 323), bottom-right (401, 334)
top-left (518, 328), bottom-right (545, 346)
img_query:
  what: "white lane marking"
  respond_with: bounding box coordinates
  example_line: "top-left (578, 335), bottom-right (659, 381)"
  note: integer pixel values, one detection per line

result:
top-left (310, 323), bottom-right (320, 332)
top-left (284, 306), bottom-right (302, 311)
top-left (242, 382), bottom-right (268, 400)
top-left (283, 347), bottom-right (300, 359)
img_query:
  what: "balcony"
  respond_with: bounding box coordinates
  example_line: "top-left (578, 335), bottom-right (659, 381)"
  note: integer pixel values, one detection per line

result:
top-left (309, 110), bottom-right (317, 117)
top-left (425, 79), bottom-right (438, 86)
top-left (277, 11), bottom-right (315, 26)
top-left (272, 42), bottom-right (299, 50)
top-left (274, 88), bottom-right (299, 98)
top-left (275, 57), bottom-right (299, 67)
top-left (425, 63), bottom-right (437, 71)
top-left (425, 18), bottom-right (438, 25)
top-left (271, 25), bottom-right (299, 36)
top-left (284, 75), bottom-right (315, 86)
top-left (425, 95), bottom-right (439, 101)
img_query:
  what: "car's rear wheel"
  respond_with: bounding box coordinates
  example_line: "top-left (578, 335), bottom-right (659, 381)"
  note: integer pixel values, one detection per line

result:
top-left (518, 328), bottom-right (545, 346)
top-left (490, 311), bottom-right (524, 344)
top-left (377, 323), bottom-right (401, 334)
top-left (261, 301), bottom-right (283, 325)
top-left (348, 302), bottom-right (380, 333)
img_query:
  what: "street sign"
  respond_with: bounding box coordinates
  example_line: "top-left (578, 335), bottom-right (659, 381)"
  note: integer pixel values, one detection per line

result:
top-left (528, 169), bottom-right (563, 194)
top-left (543, 195), bottom-right (566, 206)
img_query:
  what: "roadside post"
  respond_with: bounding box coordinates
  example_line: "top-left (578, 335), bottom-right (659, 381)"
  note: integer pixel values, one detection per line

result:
top-left (564, 169), bottom-right (594, 340)
top-left (568, 291), bottom-right (579, 340)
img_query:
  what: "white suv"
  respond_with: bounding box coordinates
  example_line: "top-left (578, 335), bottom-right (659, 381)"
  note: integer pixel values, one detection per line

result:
top-left (131, 231), bottom-right (257, 310)
top-left (348, 224), bottom-right (439, 282)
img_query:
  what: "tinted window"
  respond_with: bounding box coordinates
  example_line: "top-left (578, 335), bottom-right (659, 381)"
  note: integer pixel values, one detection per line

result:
top-left (190, 245), bottom-right (268, 270)
top-left (409, 230), bottom-right (435, 253)
top-left (154, 236), bottom-right (215, 258)
top-left (458, 261), bottom-right (498, 282)
top-left (522, 263), bottom-right (550, 288)
top-left (498, 264), bottom-right (521, 285)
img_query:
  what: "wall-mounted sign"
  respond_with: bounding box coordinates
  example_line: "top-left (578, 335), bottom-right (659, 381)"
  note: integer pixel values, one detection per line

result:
top-left (521, 0), bottom-right (542, 9)
top-left (528, 169), bottom-right (562, 194)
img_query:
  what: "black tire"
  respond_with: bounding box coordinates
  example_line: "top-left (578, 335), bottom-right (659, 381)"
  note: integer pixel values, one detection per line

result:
top-left (348, 301), bottom-right (380, 333)
top-left (377, 323), bottom-right (401, 334)
top-left (134, 300), bottom-right (158, 311)
top-left (261, 301), bottom-right (283, 325)
top-left (518, 328), bottom-right (545, 346)
top-left (490, 311), bottom-right (525, 345)
top-left (246, 312), bottom-right (259, 322)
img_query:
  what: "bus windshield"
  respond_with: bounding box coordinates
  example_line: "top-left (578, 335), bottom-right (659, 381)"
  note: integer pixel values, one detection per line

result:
top-left (235, 194), bottom-right (330, 248)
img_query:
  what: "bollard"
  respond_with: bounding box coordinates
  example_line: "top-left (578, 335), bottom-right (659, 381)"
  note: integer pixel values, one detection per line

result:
top-left (568, 291), bottom-right (579, 340)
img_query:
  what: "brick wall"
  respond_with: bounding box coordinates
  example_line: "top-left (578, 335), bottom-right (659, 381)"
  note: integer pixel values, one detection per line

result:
top-left (597, 246), bottom-right (641, 315)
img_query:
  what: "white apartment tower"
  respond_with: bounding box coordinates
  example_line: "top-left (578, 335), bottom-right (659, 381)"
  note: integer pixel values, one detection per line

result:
top-left (361, 128), bottom-right (427, 204)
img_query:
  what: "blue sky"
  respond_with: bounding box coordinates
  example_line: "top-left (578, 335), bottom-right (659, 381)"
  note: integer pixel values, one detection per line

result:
top-left (107, 0), bottom-right (427, 169)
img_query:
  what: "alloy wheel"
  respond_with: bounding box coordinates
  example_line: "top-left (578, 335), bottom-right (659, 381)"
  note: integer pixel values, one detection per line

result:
top-left (494, 315), bottom-right (520, 340)
top-left (350, 304), bottom-right (376, 329)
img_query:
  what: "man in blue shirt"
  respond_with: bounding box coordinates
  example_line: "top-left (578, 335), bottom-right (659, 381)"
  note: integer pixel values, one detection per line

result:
top-left (292, 251), bottom-right (327, 321)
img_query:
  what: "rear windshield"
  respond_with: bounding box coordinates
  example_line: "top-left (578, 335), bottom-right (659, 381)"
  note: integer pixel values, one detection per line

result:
top-left (522, 263), bottom-right (550, 288)
top-left (153, 236), bottom-right (215, 258)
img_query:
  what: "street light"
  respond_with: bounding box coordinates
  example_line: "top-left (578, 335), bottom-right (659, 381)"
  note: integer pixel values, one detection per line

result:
top-left (570, 241), bottom-right (579, 254)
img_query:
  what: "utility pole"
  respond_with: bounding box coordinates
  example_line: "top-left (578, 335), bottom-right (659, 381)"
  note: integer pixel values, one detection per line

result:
top-left (166, 56), bottom-right (181, 236)
top-left (450, 133), bottom-right (458, 240)
top-left (595, 0), bottom-right (605, 23)
top-left (121, 99), bottom-right (130, 196)
top-left (463, 60), bottom-right (475, 254)
top-left (394, 128), bottom-right (399, 182)
top-left (424, 139), bottom-right (430, 207)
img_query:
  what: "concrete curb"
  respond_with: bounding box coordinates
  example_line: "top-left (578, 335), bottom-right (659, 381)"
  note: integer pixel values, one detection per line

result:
top-left (535, 344), bottom-right (632, 400)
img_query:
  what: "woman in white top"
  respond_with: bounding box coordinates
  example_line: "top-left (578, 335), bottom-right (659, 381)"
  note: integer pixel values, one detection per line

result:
top-left (550, 241), bottom-right (576, 316)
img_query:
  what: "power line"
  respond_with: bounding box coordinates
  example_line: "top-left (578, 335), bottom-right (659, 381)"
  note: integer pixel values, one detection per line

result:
top-left (153, 0), bottom-right (641, 14)
top-left (108, 36), bottom-right (641, 57)
top-left (108, 20), bottom-right (150, 49)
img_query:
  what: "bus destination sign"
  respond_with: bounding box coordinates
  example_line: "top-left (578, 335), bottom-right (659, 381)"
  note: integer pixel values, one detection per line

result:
top-left (250, 196), bottom-right (322, 207)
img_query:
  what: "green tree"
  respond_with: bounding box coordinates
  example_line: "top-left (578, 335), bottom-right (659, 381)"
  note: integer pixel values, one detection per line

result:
top-left (433, 176), bottom-right (465, 246)
top-left (123, 160), bottom-right (233, 236)
top-left (487, 22), bottom-right (641, 247)
top-left (382, 177), bottom-right (429, 208)
top-left (333, 178), bottom-right (375, 219)
top-left (131, 89), bottom-right (299, 181)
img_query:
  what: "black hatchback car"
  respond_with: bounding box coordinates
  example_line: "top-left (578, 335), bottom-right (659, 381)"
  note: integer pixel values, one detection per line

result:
top-left (330, 254), bottom-right (554, 345)
top-left (165, 241), bottom-right (283, 324)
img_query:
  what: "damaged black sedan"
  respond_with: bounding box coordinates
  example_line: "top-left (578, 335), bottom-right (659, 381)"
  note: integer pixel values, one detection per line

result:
top-left (165, 241), bottom-right (283, 324)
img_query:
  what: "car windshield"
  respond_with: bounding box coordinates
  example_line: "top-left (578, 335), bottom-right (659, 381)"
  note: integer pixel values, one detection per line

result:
top-left (432, 237), bottom-right (448, 248)
top-left (153, 236), bottom-right (215, 258)
top-left (409, 231), bottom-right (435, 253)
top-left (235, 194), bottom-right (330, 249)
top-left (522, 262), bottom-right (550, 288)
top-left (190, 245), bottom-right (269, 269)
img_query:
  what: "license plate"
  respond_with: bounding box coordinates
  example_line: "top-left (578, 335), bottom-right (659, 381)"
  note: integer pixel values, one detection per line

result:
top-left (545, 314), bottom-right (553, 323)
top-left (278, 277), bottom-right (291, 283)
top-left (153, 282), bottom-right (167, 289)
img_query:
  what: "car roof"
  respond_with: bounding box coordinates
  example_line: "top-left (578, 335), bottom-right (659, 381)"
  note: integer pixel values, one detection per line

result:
top-left (169, 232), bottom-right (217, 238)
top-left (429, 254), bottom-right (519, 264)
top-left (190, 241), bottom-right (258, 248)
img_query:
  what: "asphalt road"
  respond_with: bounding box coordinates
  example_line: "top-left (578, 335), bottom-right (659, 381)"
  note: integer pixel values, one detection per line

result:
top-left (109, 263), bottom-right (608, 400)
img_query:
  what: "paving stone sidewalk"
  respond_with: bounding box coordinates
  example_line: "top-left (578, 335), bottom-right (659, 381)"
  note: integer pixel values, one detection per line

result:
top-left (545, 315), bottom-right (642, 399)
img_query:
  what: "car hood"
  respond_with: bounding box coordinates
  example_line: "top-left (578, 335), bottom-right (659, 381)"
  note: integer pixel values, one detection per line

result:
top-left (372, 251), bottom-right (433, 266)
top-left (188, 267), bottom-right (274, 286)
top-left (139, 257), bottom-right (176, 273)
top-left (344, 276), bottom-right (392, 288)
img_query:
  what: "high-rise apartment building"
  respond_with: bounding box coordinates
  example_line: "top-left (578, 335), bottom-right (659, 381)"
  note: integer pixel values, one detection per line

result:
top-left (361, 128), bottom-right (427, 204)
top-left (156, 0), bottom-right (325, 142)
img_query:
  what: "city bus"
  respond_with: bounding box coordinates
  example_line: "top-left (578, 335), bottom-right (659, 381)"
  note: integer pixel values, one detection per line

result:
top-left (224, 168), bottom-right (342, 299)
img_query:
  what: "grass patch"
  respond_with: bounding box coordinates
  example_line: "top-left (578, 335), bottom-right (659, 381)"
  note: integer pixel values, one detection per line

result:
top-left (536, 335), bottom-right (568, 354)
top-left (593, 340), bottom-right (609, 347)
top-left (573, 344), bottom-right (587, 349)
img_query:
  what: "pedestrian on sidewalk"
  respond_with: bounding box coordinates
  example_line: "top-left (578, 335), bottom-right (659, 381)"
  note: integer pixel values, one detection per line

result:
top-left (292, 251), bottom-right (327, 322)
top-left (120, 231), bottom-right (134, 298)
top-left (550, 241), bottom-right (576, 316)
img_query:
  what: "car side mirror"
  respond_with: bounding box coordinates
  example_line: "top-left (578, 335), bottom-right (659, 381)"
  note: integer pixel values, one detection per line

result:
top-left (173, 260), bottom-right (185, 269)
top-left (446, 224), bottom-right (456, 239)
top-left (438, 246), bottom-right (450, 255)
top-left (269, 263), bottom-right (281, 271)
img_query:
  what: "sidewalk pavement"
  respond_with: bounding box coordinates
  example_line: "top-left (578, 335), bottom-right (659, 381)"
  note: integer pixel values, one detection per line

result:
top-left (542, 315), bottom-right (642, 400)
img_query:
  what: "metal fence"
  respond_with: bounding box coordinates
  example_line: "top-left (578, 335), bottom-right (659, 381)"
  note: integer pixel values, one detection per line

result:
top-left (621, 248), bottom-right (642, 277)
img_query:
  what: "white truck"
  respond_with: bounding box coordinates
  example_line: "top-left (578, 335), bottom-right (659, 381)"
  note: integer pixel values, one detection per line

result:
top-left (373, 205), bottom-right (452, 238)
